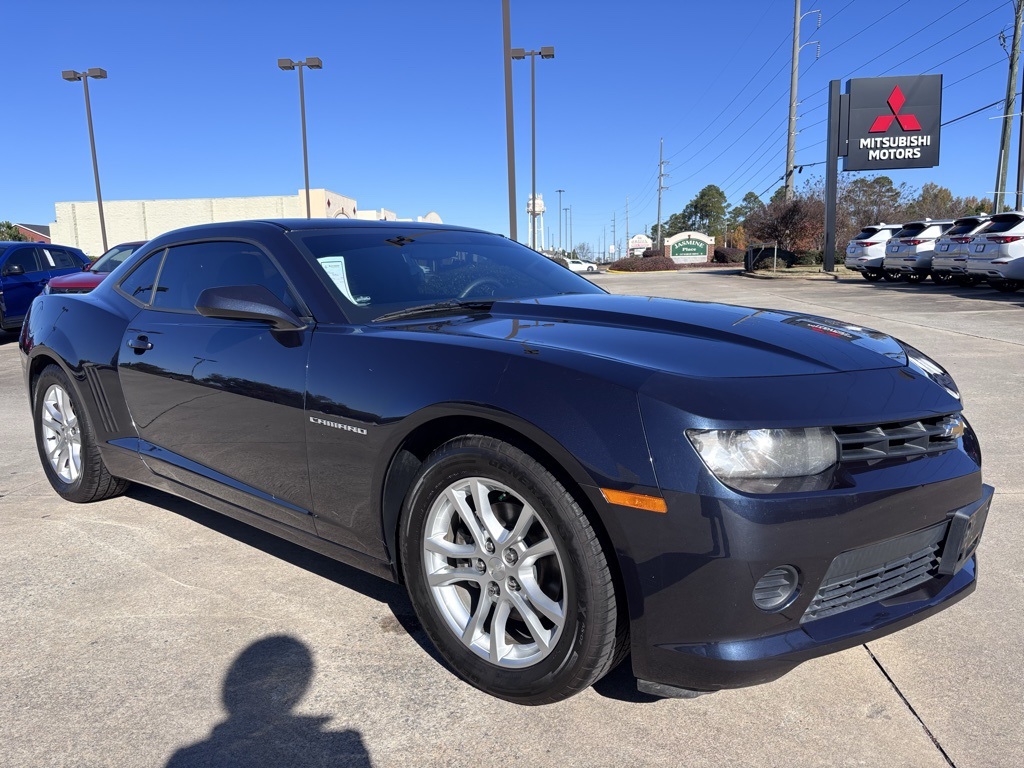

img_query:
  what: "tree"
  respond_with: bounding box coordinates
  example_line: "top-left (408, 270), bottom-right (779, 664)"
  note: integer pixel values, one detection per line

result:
top-left (681, 185), bottom-right (728, 237)
top-left (573, 242), bottom-right (594, 261)
top-left (728, 191), bottom-right (765, 229)
top-left (0, 221), bottom-right (27, 241)
top-left (746, 196), bottom-right (820, 252)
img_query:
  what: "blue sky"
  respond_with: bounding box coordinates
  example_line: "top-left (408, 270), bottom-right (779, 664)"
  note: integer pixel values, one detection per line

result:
top-left (1, 0), bottom-right (1017, 253)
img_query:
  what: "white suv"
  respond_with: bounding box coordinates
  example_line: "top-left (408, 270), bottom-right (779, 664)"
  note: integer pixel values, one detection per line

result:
top-left (882, 219), bottom-right (956, 283)
top-left (965, 211), bottom-right (1024, 293)
top-left (930, 215), bottom-right (991, 286)
top-left (844, 223), bottom-right (901, 282)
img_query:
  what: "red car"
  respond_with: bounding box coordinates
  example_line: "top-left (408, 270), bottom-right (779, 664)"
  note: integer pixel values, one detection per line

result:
top-left (44, 241), bottom-right (146, 294)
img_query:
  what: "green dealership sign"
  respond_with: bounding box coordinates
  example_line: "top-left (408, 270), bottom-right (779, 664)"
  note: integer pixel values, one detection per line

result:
top-left (671, 238), bottom-right (709, 258)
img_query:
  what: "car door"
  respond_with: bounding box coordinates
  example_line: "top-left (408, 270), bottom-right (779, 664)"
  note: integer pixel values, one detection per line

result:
top-left (41, 246), bottom-right (86, 280)
top-left (115, 239), bottom-right (317, 533)
top-left (0, 246), bottom-right (48, 324)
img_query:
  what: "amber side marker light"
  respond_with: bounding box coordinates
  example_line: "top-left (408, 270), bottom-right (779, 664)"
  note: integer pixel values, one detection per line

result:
top-left (599, 488), bottom-right (668, 513)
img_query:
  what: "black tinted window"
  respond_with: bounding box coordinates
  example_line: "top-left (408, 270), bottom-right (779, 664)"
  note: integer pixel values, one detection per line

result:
top-left (43, 248), bottom-right (80, 269)
top-left (983, 215), bottom-right (1024, 234)
top-left (292, 228), bottom-right (604, 323)
top-left (3, 247), bottom-right (40, 274)
top-left (945, 221), bottom-right (985, 237)
top-left (893, 224), bottom-right (926, 238)
top-left (152, 241), bottom-right (299, 314)
top-left (92, 244), bottom-right (139, 273)
top-left (119, 250), bottom-right (164, 304)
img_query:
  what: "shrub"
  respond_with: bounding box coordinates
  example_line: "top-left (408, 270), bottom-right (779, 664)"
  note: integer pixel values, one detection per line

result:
top-left (793, 250), bottom-right (823, 266)
top-left (750, 247), bottom-right (797, 270)
top-left (713, 247), bottom-right (745, 264)
top-left (641, 248), bottom-right (663, 258)
top-left (551, 256), bottom-right (569, 269)
top-left (608, 256), bottom-right (677, 272)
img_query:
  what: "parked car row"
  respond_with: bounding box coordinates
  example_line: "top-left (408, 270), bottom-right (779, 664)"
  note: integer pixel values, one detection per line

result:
top-left (845, 214), bottom-right (1024, 293)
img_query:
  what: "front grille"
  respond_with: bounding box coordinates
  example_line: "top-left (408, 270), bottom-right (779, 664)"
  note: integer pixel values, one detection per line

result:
top-left (835, 414), bottom-right (958, 462)
top-left (802, 523), bottom-right (946, 623)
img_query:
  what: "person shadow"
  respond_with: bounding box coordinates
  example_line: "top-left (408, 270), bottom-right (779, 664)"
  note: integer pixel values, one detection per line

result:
top-left (166, 635), bottom-right (372, 767)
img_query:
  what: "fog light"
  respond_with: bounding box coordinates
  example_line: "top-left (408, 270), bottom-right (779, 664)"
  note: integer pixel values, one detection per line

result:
top-left (752, 566), bottom-right (800, 611)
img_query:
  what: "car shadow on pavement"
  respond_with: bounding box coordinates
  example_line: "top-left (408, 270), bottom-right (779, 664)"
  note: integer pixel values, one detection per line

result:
top-left (125, 485), bottom-right (445, 666)
top-left (165, 634), bottom-right (373, 768)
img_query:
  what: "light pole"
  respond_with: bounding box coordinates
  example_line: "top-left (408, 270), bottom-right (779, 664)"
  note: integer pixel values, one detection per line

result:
top-left (563, 207), bottom-right (570, 254)
top-left (278, 57), bottom-right (323, 218)
top-left (511, 46), bottom-right (555, 250)
top-left (556, 188), bottom-right (564, 253)
top-left (62, 68), bottom-right (109, 253)
top-left (501, 0), bottom-right (518, 241)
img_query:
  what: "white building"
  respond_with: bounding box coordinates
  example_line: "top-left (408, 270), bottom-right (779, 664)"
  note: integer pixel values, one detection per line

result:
top-left (51, 188), bottom-right (442, 257)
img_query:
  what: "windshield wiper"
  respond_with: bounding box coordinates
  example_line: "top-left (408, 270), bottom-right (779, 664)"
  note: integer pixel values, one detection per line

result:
top-left (372, 299), bottom-right (497, 323)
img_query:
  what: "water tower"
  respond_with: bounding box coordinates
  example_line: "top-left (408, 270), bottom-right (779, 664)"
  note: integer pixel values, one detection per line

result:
top-left (527, 193), bottom-right (546, 250)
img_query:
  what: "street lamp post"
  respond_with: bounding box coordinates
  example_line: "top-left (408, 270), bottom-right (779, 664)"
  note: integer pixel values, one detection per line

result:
top-left (278, 57), bottom-right (323, 219)
top-left (556, 188), bottom-right (564, 253)
top-left (511, 46), bottom-right (555, 250)
top-left (563, 207), bottom-right (570, 254)
top-left (62, 68), bottom-right (109, 253)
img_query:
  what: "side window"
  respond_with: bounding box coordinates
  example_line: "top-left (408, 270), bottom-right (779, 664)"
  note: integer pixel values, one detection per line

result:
top-left (119, 250), bottom-right (165, 305)
top-left (4, 247), bottom-right (41, 274)
top-left (43, 248), bottom-right (80, 269)
top-left (151, 241), bottom-right (300, 314)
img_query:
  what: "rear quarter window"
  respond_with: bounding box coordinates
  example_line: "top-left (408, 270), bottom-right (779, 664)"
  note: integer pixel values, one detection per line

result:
top-left (118, 249), bottom-right (165, 305)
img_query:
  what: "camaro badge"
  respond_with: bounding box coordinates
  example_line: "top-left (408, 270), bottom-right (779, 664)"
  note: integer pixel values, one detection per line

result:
top-left (309, 416), bottom-right (368, 435)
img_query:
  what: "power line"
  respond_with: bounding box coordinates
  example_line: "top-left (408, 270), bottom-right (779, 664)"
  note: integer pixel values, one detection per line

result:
top-left (802, 0), bottom-right (915, 75)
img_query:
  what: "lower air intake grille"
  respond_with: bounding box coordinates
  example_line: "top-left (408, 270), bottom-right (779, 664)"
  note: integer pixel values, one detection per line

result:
top-left (802, 522), bottom-right (945, 623)
top-left (834, 413), bottom-right (959, 462)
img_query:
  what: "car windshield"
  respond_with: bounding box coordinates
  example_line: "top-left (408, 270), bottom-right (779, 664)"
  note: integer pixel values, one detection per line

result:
top-left (290, 228), bottom-right (605, 323)
top-left (90, 243), bottom-right (140, 273)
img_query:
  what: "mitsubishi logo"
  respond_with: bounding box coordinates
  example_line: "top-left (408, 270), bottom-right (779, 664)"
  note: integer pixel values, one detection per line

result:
top-left (869, 86), bottom-right (921, 133)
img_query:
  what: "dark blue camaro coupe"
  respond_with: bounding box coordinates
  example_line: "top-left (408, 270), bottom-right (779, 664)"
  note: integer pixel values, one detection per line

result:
top-left (20, 219), bottom-right (992, 704)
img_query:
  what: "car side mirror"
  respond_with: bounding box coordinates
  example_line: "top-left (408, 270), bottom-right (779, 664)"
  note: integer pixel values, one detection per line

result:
top-left (3, 264), bottom-right (25, 277)
top-left (195, 285), bottom-right (307, 331)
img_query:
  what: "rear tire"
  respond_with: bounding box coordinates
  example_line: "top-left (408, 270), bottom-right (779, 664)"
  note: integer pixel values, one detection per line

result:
top-left (904, 272), bottom-right (925, 284)
top-left (32, 365), bottom-right (130, 503)
top-left (861, 271), bottom-right (883, 282)
top-left (931, 272), bottom-right (954, 285)
top-left (955, 275), bottom-right (981, 287)
top-left (992, 279), bottom-right (1022, 293)
top-left (883, 270), bottom-right (903, 282)
top-left (400, 435), bottom-right (619, 704)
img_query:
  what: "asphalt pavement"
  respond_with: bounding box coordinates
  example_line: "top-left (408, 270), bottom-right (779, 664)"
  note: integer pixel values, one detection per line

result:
top-left (1, 270), bottom-right (1020, 767)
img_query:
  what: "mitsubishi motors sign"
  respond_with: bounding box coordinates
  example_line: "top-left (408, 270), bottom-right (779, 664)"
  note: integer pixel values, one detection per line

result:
top-left (843, 74), bottom-right (942, 171)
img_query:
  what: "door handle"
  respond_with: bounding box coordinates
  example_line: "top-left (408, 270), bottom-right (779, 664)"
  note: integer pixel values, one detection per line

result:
top-left (127, 335), bottom-right (153, 351)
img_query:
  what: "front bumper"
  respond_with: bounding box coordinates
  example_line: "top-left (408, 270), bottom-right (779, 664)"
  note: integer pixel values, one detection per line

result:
top-left (610, 438), bottom-right (990, 692)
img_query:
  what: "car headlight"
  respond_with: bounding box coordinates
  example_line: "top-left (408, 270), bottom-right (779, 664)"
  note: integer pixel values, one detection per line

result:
top-left (686, 427), bottom-right (837, 480)
top-left (902, 344), bottom-right (960, 400)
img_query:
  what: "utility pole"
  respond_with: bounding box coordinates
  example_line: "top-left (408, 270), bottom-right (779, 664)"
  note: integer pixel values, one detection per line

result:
top-left (656, 138), bottom-right (669, 249)
top-left (611, 213), bottom-right (617, 260)
top-left (624, 195), bottom-right (629, 259)
top-left (501, 0), bottom-right (518, 240)
top-left (785, 2), bottom-right (821, 200)
top-left (997, 0), bottom-right (1024, 213)
top-left (556, 188), bottom-right (564, 252)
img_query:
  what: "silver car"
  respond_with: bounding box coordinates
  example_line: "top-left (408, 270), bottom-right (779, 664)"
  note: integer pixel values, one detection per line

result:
top-left (965, 211), bottom-right (1024, 293)
top-left (844, 223), bottom-right (901, 282)
top-left (931, 215), bottom-right (991, 286)
top-left (882, 219), bottom-right (956, 283)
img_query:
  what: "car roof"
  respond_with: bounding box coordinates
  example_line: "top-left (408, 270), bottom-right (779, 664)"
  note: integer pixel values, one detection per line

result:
top-left (0, 241), bottom-right (83, 249)
top-left (155, 218), bottom-right (492, 239)
top-left (900, 219), bottom-right (955, 227)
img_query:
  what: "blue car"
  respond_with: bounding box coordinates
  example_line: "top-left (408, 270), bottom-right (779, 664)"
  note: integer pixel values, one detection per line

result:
top-left (19, 219), bottom-right (992, 704)
top-left (1, 241), bottom-right (89, 331)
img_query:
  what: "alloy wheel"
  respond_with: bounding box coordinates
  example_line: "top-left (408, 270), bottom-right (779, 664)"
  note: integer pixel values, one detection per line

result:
top-left (40, 384), bottom-right (82, 484)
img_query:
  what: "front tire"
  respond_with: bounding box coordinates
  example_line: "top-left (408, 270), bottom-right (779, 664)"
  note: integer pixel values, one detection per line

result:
top-left (33, 365), bottom-right (129, 503)
top-left (400, 436), bottom-right (619, 704)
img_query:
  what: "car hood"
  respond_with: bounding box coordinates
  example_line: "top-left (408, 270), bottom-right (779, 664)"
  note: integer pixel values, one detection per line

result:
top-left (46, 271), bottom-right (107, 290)
top-left (395, 294), bottom-right (908, 378)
